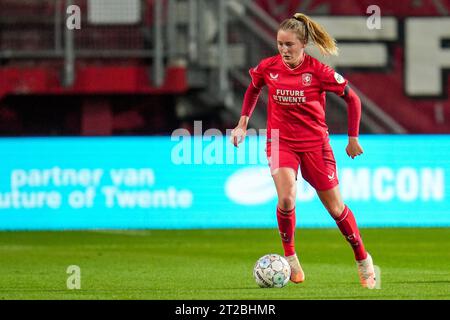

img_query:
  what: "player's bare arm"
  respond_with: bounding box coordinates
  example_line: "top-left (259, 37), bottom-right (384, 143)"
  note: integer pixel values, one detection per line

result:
top-left (230, 116), bottom-right (249, 147)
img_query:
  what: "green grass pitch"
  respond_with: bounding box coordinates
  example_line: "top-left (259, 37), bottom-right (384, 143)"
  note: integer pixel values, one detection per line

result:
top-left (0, 228), bottom-right (449, 300)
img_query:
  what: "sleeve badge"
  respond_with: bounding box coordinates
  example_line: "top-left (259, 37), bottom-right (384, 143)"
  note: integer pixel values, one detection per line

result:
top-left (334, 72), bottom-right (345, 84)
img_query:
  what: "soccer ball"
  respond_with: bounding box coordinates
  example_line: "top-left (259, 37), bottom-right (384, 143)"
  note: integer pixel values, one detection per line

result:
top-left (253, 254), bottom-right (291, 288)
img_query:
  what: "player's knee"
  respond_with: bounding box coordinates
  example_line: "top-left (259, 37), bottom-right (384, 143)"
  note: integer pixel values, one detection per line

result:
top-left (327, 203), bottom-right (345, 219)
top-left (278, 195), bottom-right (296, 212)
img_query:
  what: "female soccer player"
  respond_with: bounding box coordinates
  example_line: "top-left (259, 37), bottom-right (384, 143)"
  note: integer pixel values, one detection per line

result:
top-left (230, 13), bottom-right (376, 289)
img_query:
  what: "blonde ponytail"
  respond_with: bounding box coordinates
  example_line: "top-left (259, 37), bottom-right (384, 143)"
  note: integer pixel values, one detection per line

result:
top-left (280, 13), bottom-right (338, 56)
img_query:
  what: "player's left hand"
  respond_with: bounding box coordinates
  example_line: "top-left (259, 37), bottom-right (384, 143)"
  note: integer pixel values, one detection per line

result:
top-left (346, 137), bottom-right (364, 159)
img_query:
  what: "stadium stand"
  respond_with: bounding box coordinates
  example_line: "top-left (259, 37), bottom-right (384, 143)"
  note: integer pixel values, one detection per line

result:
top-left (0, 0), bottom-right (449, 135)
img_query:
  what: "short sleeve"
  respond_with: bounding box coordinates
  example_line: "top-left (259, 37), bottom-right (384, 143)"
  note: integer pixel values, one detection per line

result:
top-left (319, 64), bottom-right (348, 96)
top-left (249, 61), bottom-right (266, 89)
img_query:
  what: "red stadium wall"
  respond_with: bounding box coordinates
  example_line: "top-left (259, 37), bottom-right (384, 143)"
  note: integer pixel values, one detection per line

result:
top-left (0, 64), bottom-right (188, 136)
top-left (0, 65), bottom-right (187, 98)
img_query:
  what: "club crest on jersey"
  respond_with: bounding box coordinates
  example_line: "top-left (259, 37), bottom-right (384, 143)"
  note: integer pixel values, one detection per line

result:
top-left (302, 73), bottom-right (312, 86)
top-left (269, 73), bottom-right (279, 81)
top-left (334, 72), bottom-right (345, 84)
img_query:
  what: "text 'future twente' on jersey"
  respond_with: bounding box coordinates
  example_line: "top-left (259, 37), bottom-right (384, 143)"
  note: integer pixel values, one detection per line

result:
top-left (248, 54), bottom-right (348, 152)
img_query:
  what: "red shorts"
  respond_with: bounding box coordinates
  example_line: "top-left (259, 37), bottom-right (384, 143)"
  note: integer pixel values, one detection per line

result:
top-left (266, 141), bottom-right (339, 191)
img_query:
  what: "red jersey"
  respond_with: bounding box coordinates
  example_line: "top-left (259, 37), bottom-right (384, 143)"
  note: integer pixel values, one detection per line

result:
top-left (247, 54), bottom-right (348, 152)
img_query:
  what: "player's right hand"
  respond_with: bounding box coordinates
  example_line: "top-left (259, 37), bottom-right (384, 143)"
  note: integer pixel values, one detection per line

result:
top-left (346, 137), bottom-right (364, 159)
top-left (230, 126), bottom-right (247, 148)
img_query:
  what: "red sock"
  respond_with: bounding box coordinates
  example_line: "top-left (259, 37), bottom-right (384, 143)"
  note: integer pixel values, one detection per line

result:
top-left (334, 205), bottom-right (367, 261)
top-left (276, 207), bottom-right (296, 257)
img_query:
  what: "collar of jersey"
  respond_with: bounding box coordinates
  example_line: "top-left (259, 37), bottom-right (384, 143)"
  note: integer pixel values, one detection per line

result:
top-left (281, 54), bottom-right (306, 72)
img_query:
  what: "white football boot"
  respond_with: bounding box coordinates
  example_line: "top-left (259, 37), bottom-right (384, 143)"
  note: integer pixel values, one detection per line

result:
top-left (356, 253), bottom-right (376, 289)
top-left (285, 254), bottom-right (305, 283)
